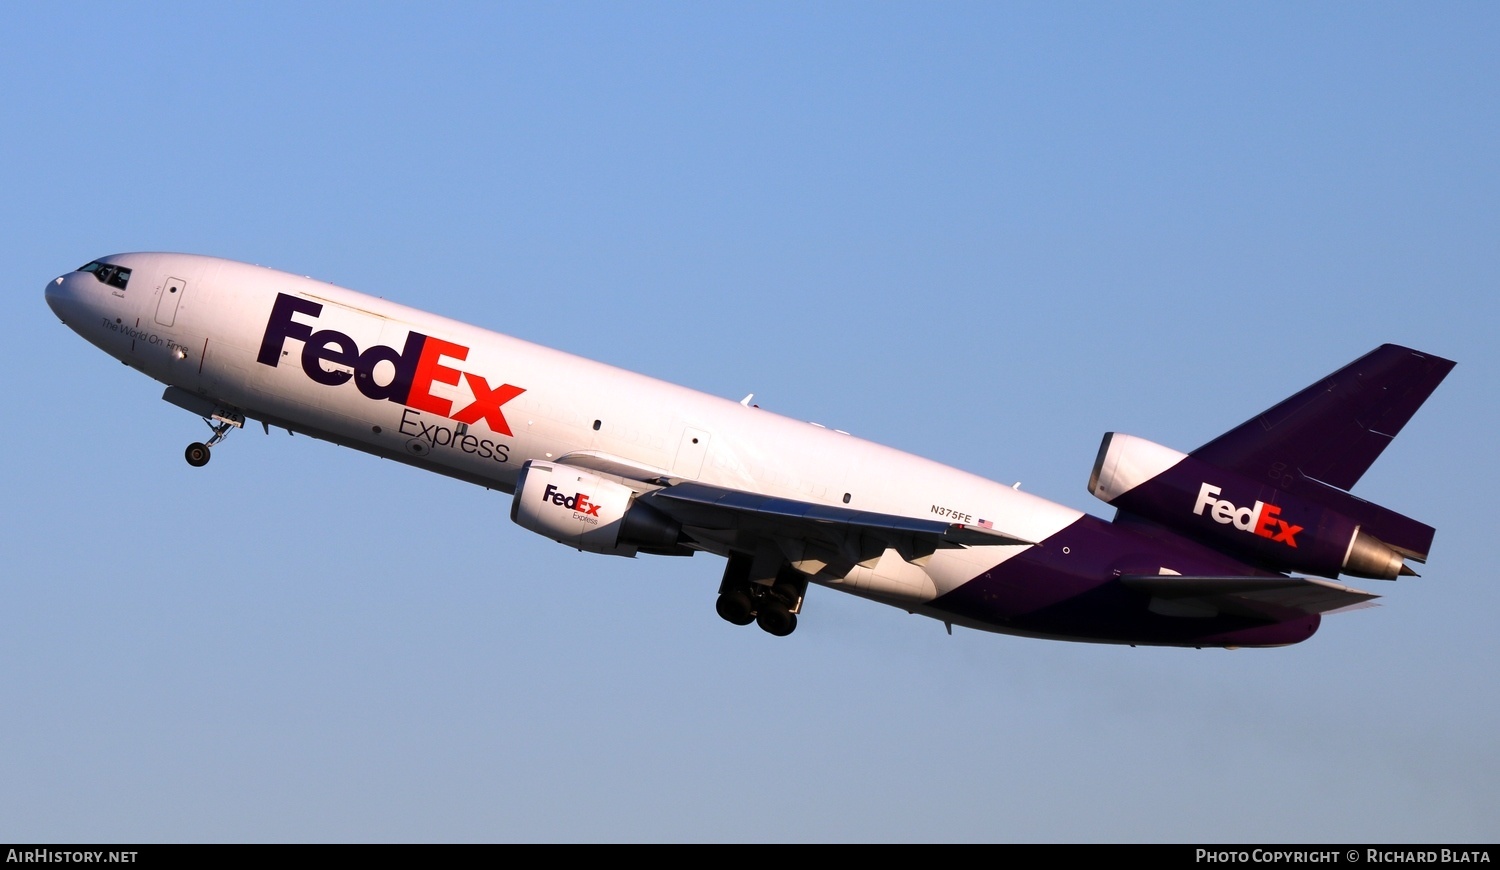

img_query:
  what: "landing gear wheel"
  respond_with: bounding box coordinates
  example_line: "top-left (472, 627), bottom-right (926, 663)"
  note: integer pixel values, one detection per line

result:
top-left (184, 409), bottom-right (243, 468)
top-left (756, 600), bottom-right (797, 637)
top-left (715, 590), bottom-right (756, 626)
top-left (185, 442), bottom-right (211, 467)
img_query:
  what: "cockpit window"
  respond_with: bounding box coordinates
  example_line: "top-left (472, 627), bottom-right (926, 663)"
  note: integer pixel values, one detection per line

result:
top-left (77, 261), bottom-right (132, 290)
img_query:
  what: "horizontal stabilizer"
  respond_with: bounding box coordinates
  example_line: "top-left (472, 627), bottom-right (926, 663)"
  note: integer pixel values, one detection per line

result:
top-left (1120, 574), bottom-right (1380, 620)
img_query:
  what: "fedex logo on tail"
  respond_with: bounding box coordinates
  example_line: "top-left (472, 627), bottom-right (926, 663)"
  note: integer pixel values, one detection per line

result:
top-left (1193, 483), bottom-right (1302, 547)
top-left (256, 293), bottom-right (524, 435)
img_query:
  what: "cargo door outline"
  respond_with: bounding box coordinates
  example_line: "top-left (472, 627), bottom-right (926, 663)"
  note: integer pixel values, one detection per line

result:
top-left (155, 277), bottom-right (187, 326)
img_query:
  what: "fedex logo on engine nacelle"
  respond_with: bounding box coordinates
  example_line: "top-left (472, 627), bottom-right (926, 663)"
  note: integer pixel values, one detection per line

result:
top-left (542, 483), bottom-right (601, 516)
top-left (1193, 482), bottom-right (1302, 547)
top-left (256, 293), bottom-right (524, 435)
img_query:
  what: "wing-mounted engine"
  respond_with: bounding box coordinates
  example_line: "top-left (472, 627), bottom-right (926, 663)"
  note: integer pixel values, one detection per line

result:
top-left (510, 460), bottom-right (684, 557)
top-left (1089, 433), bottom-right (1423, 580)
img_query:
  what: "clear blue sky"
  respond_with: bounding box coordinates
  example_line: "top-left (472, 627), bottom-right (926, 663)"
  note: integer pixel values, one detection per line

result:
top-left (3, 2), bottom-right (1496, 843)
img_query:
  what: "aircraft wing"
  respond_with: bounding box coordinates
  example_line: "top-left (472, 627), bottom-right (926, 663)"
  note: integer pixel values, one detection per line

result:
top-left (1120, 574), bottom-right (1380, 620)
top-left (645, 481), bottom-right (1034, 547)
top-left (552, 451), bottom-right (1035, 562)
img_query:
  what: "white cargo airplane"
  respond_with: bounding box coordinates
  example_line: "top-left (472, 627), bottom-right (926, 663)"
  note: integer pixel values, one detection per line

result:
top-left (46, 254), bottom-right (1453, 646)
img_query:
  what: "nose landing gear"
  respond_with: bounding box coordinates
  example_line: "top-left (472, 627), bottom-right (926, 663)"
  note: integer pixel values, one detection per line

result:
top-left (184, 410), bottom-right (244, 467)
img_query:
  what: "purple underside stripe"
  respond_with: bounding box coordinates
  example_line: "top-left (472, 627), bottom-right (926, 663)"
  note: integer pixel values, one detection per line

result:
top-left (930, 516), bottom-right (1320, 646)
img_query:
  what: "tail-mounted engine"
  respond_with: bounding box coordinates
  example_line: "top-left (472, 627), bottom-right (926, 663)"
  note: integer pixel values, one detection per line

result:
top-left (510, 460), bottom-right (683, 557)
top-left (1089, 433), bottom-right (1426, 580)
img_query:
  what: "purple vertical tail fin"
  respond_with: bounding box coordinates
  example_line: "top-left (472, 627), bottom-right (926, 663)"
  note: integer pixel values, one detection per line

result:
top-left (1192, 344), bottom-right (1455, 491)
top-left (1091, 345), bottom-right (1454, 577)
top-left (1189, 344), bottom-right (1454, 562)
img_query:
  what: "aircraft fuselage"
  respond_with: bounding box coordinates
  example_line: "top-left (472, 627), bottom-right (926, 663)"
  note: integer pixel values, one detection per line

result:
top-left (49, 253), bottom-right (1447, 647)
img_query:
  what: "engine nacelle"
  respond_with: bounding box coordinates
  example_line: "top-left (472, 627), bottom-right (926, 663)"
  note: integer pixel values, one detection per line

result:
top-left (510, 460), bottom-right (681, 557)
top-left (1089, 433), bottom-right (1410, 580)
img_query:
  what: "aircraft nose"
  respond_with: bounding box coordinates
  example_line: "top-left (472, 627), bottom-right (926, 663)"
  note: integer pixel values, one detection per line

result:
top-left (44, 273), bottom-right (73, 320)
top-left (45, 269), bottom-right (98, 325)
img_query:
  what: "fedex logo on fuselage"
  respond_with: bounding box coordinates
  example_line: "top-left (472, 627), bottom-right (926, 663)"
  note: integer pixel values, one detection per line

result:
top-left (256, 293), bottom-right (524, 435)
top-left (542, 483), bottom-right (601, 516)
top-left (1193, 482), bottom-right (1302, 547)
